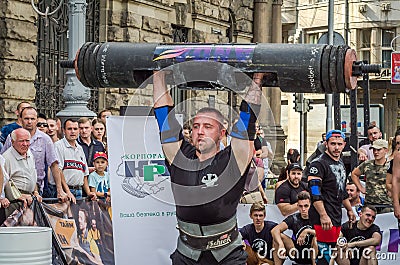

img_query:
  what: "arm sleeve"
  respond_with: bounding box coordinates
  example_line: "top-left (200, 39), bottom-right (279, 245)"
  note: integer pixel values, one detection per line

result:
top-left (88, 173), bottom-right (96, 188)
top-left (307, 160), bottom-right (325, 179)
top-left (283, 215), bottom-right (294, 228)
top-left (274, 184), bottom-right (290, 204)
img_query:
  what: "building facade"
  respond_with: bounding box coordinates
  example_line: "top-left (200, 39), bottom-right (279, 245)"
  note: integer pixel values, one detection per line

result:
top-left (281, 0), bottom-right (400, 156)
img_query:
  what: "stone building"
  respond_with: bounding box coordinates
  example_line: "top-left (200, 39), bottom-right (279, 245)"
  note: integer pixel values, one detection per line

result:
top-left (0, 0), bottom-right (256, 125)
top-left (281, 0), bottom-right (400, 157)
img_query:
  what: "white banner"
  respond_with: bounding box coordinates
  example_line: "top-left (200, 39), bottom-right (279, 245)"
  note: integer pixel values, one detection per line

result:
top-left (108, 116), bottom-right (399, 264)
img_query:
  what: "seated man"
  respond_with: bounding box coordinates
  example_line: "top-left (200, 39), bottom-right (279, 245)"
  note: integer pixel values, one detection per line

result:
top-left (332, 205), bottom-right (381, 265)
top-left (239, 202), bottom-right (277, 265)
top-left (346, 182), bottom-right (364, 216)
top-left (272, 191), bottom-right (317, 265)
top-left (275, 163), bottom-right (308, 216)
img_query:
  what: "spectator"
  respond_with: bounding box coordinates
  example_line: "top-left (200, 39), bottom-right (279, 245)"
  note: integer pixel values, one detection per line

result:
top-left (46, 117), bottom-right (60, 143)
top-left (386, 129), bottom-right (400, 197)
top-left (88, 152), bottom-right (110, 202)
top-left (0, 154), bottom-right (10, 223)
top-left (346, 182), bottom-right (364, 215)
top-left (271, 191), bottom-right (317, 265)
top-left (77, 117), bottom-right (105, 173)
top-left (275, 165), bottom-right (288, 191)
top-left (392, 133), bottom-right (400, 231)
top-left (274, 163), bottom-right (308, 216)
top-left (358, 125), bottom-right (382, 162)
top-left (37, 113), bottom-right (48, 134)
top-left (307, 129), bottom-right (355, 265)
top-left (219, 119), bottom-right (231, 150)
top-left (332, 205), bottom-right (381, 265)
top-left (0, 101), bottom-right (31, 144)
top-left (2, 128), bottom-right (42, 217)
top-left (255, 127), bottom-right (273, 181)
top-left (316, 133), bottom-right (326, 149)
top-left (352, 139), bottom-right (392, 213)
top-left (91, 119), bottom-right (107, 149)
top-left (182, 122), bottom-right (192, 144)
top-left (239, 202), bottom-right (278, 265)
top-left (98, 109), bottom-right (112, 125)
top-left (54, 119), bottom-right (95, 200)
top-left (287, 148), bottom-right (300, 164)
top-left (1, 107), bottom-right (68, 201)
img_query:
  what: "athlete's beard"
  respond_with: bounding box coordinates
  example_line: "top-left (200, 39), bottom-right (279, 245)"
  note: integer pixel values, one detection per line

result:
top-left (288, 178), bottom-right (299, 188)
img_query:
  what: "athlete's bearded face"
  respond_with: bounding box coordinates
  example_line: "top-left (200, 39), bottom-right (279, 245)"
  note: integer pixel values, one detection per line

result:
top-left (192, 112), bottom-right (225, 154)
top-left (325, 136), bottom-right (345, 160)
top-left (288, 169), bottom-right (302, 188)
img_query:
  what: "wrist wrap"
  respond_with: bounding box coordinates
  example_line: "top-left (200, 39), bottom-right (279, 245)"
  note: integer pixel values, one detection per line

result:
top-left (309, 178), bottom-right (323, 202)
top-left (154, 106), bottom-right (182, 143)
top-left (230, 101), bottom-right (260, 140)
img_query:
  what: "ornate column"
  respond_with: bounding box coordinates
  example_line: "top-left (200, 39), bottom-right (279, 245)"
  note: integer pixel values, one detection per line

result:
top-left (57, 0), bottom-right (96, 120)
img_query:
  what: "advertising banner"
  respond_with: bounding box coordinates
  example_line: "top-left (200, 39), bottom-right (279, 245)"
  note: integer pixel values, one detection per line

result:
top-left (392, 52), bottom-right (400, 84)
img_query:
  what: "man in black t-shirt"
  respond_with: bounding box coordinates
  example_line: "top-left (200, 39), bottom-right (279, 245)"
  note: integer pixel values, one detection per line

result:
top-left (332, 205), bottom-right (381, 265)
top-left (307, 129), bottom-right (356, 265)
top-left (272, 191), bottom-right (317, 265)
top-left (153, 70), bottom-right (266, 265)
top-left (240, 202), bottom-right (278, 265)
top-left (275, 163), bottom-right (308, 216)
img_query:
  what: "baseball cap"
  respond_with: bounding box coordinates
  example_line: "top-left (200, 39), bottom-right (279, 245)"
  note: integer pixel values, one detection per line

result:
top-left (287, 163), bottom-right (303, 173)
top-left (325, 129), bottom-right (345, 140)
top-left (369, 139), bottom-right (388, 149)
top-left (93, 152), bottom-right (108, 161)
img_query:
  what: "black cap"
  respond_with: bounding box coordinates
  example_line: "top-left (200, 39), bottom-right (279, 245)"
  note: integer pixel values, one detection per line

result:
top-left (287, 163), bottom-right (303, 173)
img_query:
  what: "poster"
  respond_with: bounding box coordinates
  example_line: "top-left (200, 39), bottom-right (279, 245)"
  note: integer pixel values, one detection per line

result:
top-left (392, 52), bottom-right (400, 84)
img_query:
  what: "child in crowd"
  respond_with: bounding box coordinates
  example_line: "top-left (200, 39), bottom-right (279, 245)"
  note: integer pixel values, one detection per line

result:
top-left (88, 152), bottom-right (111, 202)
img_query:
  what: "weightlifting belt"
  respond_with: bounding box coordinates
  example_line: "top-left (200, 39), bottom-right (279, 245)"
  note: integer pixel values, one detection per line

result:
top-left (178, 223), bottom-right (238, 251)
top-left (176, 215), bottom-right (243, 262)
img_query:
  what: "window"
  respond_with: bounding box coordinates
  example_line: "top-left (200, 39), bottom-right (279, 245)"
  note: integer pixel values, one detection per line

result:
top-left (382, 29), bottom-right (395, 68)
top-left (308, 33), bottom-right (319, 44)
top-left (358, 29), bottom-right (371, 63)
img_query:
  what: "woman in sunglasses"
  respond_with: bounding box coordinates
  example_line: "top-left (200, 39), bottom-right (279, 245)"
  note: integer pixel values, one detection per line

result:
top-left (37, 113), bottom-right (49, 134)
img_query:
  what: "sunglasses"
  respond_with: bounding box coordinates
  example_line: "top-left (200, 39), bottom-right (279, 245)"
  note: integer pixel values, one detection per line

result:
top-left (37, 122), bottom-right (49, 128)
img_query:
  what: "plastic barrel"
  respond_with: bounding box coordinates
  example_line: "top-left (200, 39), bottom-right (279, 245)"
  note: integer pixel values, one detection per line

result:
top-left (0, 227), bottom-right (52, 265)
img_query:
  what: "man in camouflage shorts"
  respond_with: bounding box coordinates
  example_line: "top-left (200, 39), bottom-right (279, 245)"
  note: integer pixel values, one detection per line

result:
top-left (351, 139), bottom-right (392, 213)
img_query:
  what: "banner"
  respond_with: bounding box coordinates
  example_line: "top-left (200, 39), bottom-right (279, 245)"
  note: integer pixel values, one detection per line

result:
top-left (392, 52), bottom-right (400, 84)
top-left (43, 200), bottom-right (114, 265)
top-left (107, 116), bottom-right (400, 265)
top-left (1, 199), bottom-right (114, 265)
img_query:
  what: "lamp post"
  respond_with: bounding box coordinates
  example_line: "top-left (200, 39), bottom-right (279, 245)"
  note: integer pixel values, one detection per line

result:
top-left (56, 0), bottom-right (96, 120)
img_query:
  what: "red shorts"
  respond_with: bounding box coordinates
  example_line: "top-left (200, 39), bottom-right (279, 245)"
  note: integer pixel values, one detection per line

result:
top-left (314, 225), bottom-right (341, 243)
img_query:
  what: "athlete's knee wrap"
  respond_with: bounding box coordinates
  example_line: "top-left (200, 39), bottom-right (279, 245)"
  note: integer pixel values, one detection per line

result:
top-left (230, 101), bottom-right (260, 140)
top-left (309, 178), bottom-right (323, 202)
top-left (154, 105), bottom-right (182, 143)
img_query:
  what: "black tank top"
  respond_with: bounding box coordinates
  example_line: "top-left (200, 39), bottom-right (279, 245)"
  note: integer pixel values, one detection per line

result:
top-left (167, 140), bottom-right (248, 226)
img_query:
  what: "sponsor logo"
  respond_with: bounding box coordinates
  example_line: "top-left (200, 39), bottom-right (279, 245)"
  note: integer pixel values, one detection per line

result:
top-left (309, 167), bottom-right (318, 174)
top-left (201, 173), bottom-right (219, 187)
